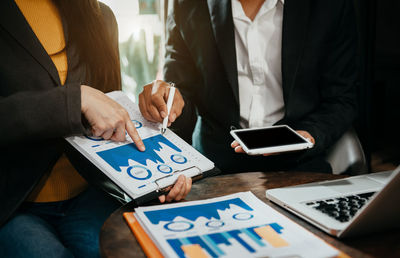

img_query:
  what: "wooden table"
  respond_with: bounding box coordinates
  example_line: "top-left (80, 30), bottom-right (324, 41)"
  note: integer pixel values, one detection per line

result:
top-left (100, 171), bottom-right (400, 258)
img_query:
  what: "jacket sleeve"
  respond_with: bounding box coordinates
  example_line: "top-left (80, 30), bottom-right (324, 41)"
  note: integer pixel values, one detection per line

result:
top-left (0, 3), bottom-right (122, 147)
top-left (290, 0), bottom-right (358, 159)
top-left (0, 83), bottom-right (84, 146)
top-left (163, 1), bottom-right (200, 143)
top-left (65, 2), bottom-right (129, 203)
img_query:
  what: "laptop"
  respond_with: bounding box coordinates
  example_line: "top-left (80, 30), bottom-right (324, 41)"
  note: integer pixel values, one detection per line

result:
top-left (266, 165), bottom-right (400, 238)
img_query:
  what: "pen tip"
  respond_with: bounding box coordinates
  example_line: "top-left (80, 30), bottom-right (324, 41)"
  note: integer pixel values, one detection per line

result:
top-left (161, 128), bottom-right (166, 135)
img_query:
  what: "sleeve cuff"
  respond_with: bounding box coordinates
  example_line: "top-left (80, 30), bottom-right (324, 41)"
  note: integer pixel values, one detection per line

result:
top-left (65, 83), bottom-right (85, 135)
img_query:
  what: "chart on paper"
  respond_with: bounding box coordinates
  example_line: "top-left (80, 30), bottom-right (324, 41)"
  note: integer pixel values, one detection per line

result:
top-left (66, 91), bottom-right (214, 199)
top-left (134, 192), bottom-right (338, 258)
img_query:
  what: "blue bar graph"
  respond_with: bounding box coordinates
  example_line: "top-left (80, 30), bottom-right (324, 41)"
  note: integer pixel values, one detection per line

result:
top-left (166, 223), bottom-right (284, 258)
top-left (187, 236), bottom-right (218, 257)
top-left (242, 228), bottom-right (266, 247)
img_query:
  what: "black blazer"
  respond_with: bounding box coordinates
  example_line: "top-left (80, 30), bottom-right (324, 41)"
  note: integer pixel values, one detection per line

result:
top-left (0, 1), bottom-right (121, 226)
top-left (164, 0), bottom-right (358, 172)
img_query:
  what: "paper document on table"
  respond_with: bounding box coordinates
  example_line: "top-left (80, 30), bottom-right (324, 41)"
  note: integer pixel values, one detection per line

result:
top-left (66, 91), bottom-right (215, 201)
top-left (133, 192), bottom-right (338, 258)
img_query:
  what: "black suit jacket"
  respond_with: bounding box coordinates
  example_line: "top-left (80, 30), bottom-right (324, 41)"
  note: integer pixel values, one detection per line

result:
top-left (164, 0), bottom-right (358, 173)
top-left (0, 1), bottom-right (122, 226)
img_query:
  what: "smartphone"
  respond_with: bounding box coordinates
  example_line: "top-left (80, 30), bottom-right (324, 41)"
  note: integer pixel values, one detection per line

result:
top-left (230, 125), bottom-right (314, 155)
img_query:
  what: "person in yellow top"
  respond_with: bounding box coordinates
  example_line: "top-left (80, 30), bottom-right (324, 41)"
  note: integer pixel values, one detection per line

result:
top-left (0, 0), bottom-right (192, 257)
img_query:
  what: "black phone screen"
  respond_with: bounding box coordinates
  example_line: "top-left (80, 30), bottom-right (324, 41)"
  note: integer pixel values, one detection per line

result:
top-left (234, 127), bottom-right (307, 149)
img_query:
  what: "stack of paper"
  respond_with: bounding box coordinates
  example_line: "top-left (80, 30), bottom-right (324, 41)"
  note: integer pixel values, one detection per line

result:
top-left (132, 192), bottom-right (338, 258)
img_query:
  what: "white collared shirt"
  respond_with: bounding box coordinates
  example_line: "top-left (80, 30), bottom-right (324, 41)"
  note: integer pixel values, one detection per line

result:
top-left (232, 0), bottom-right (285, 128)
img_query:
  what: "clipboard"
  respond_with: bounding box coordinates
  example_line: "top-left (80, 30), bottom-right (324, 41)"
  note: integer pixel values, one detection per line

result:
top-left (65, 91), bottom-right (219, 204)
top-left (135, 165), bottom-right (219, 204)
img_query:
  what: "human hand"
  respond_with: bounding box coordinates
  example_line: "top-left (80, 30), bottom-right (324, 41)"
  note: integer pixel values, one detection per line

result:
top-left (231, 130), bottom-right (315, 156)
top-left (138, 80), bottom-right (184, 127)
top-left (158, 175), bottom-right (192, 203)
top-left (81, 85), bottom-right (145, 151)
top-left (296, 130), bottom-right (315, 144)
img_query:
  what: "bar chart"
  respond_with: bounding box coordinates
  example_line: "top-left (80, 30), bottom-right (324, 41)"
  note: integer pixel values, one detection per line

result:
top-left (166, 223), bottom-right (288, 258)
top-left (135, 192), bottom-right (338, 258)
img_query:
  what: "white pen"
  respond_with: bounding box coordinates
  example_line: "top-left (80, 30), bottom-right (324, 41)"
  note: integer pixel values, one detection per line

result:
top-left (161, 83), bottom-right (176, 135)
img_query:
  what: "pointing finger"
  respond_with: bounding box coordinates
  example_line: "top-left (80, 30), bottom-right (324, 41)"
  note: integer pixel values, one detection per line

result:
top-left (126, 120), bottom-right (145, 151)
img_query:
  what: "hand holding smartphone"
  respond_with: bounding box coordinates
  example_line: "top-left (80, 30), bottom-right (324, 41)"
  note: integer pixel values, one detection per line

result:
top-left (230, 125), bottom-right (314, 155)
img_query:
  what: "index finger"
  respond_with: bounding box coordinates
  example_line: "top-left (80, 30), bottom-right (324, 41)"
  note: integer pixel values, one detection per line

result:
top-left (126, 120), bottom-right (145, 151)
top-left (151, 92), bottom-right (168, 119)
top-left (152, 81), bottom-right (171, 118)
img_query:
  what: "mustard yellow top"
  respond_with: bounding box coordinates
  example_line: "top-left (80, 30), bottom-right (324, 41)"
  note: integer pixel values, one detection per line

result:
top-left (15, 0), bottom-right (88, 202)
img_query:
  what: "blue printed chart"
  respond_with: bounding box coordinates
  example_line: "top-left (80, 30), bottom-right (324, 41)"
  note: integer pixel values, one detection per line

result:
top-left (134, 192), bottom-right (338, 258)
top-left (65, 91), bottom-right (214, 199)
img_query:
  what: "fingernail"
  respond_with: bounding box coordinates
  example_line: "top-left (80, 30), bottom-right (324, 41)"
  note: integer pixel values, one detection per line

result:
top-left (139, 144), bottom-right (145, 151)
top-left (231, 141), bottom-right (236, 146)
top-left (160, 111), bottom-right (166, 118)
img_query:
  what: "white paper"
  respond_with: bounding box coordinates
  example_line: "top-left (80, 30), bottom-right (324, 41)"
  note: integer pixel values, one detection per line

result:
top-left (66, 91), bottom-right (214, 199)
top-left (134, 192), bottom-right (338, 258)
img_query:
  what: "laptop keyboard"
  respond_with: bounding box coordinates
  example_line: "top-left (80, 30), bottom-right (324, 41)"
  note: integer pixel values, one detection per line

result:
top-left (305, 192), bottom-right (376, 223)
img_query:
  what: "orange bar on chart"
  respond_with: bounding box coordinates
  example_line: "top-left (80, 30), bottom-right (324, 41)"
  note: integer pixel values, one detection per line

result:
top-left (181, 244), bottom-right (209, 258)
top-left (254, 225), bottom-right (289, 248)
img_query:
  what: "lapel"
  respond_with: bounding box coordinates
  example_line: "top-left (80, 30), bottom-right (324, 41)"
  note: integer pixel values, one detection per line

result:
top-left (207, 0), bottom-right (239, 105)
top-left (281, 0), bottom-right (310, 103)
top-left (0, 1), bottom-right (61, 85)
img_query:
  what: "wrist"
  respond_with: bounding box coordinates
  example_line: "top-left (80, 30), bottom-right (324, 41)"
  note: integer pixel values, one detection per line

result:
top-left (80, 85), bottom-right (89, 113)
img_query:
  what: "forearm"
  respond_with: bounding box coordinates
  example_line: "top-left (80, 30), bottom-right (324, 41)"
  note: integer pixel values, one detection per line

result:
top-left (0, 83), bottom-right (84, 145)
top-left (291, 96), bottom-right (357, 156)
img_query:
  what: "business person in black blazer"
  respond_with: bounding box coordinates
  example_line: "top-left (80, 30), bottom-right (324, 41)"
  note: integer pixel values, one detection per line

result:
top-left (0, 1), bottom-right (190, 257)
top-left (139, 0), bottom-right (358, 173)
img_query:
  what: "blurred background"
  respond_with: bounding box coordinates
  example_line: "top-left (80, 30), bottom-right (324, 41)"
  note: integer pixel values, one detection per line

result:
top-left (102, 0), bottom-right (165, 101)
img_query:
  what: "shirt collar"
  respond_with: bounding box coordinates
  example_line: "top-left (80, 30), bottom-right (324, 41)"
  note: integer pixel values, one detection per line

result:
top-left (232, 0), bottom-right (284, 21)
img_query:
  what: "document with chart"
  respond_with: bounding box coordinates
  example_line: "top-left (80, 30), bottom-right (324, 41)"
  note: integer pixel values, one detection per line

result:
top-left (66, 91), bottom-right (215, 202)
top-left (133, 192), bottom-right (338, 258)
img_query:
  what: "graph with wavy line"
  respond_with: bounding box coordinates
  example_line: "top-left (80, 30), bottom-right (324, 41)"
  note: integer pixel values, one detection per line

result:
top-left (96, 134), bottom-right (181, 172)
top-left (144, 198), bottom-right (254, 224)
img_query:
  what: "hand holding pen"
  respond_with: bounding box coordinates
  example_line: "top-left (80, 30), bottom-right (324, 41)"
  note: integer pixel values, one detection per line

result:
top-left (138, 80), bottom-right (185, 129)
top-left (161, 83), bottom-right (175, 134)
top-left (138, 80), bottom-right (191, 203)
